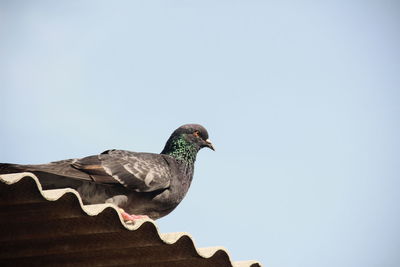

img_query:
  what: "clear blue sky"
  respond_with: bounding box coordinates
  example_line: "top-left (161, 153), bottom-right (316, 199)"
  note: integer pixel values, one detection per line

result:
top-left (1, 1), bottom-right (399, 266)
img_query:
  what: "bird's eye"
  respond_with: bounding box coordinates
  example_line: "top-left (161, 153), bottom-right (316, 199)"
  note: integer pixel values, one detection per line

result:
top-left (193, 130), bottom-right (200, 138)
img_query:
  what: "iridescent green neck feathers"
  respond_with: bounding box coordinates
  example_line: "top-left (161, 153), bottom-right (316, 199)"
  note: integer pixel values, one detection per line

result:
top-left (161, 135), bottom-right (199, 164)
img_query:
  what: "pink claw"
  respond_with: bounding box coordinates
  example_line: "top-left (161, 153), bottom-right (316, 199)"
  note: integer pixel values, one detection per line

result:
top-left (120, 210), bottom-right (149, 222)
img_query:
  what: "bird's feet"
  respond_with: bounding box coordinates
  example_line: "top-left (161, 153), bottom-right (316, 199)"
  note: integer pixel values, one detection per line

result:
top-left (119, 209), bottom-right (149, 223)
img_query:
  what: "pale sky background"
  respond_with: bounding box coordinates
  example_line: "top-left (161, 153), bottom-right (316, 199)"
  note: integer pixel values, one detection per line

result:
top-left (1, 1), bottom-right (399, 266)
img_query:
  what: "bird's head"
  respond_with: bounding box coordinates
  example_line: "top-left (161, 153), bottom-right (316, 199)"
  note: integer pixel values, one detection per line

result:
top-left (161, 124), bottom-right (215, 161)
top-left (174, 124), bottom-right (215, 151)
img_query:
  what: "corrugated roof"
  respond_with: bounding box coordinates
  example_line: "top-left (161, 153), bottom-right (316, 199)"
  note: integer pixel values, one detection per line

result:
top-left (0, 172), bottom-right (262, 267)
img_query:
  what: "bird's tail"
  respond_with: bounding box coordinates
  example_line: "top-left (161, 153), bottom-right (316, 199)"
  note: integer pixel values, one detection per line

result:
top-left (1, 160), bottom-right (87, 178)
top-left (0, 163), bottom-right (29, 174)
top-left (0, 161), bottom-right (92, 190)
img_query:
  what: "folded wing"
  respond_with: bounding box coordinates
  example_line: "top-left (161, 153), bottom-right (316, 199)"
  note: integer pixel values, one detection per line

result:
top-left (72, 150), bottom-right (172, 192)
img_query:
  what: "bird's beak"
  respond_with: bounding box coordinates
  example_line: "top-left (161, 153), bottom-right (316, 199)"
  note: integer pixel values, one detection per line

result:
top-left (205, 139), bottom-right (215, 151)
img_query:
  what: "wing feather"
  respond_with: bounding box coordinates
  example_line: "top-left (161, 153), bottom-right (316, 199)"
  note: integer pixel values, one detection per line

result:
top-left (72, 150), bottom-right (172, 192)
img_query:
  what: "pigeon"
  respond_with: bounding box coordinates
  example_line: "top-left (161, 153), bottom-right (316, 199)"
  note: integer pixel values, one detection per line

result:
top-left (0, 124), bottom-right (214, 221)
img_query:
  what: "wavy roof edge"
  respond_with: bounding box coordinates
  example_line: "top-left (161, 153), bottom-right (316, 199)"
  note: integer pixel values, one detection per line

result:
top-left (0, 172), bottom-right (261, 267)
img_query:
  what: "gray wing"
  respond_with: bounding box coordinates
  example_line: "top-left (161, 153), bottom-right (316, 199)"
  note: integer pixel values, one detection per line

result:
top-left (72, 150), bottom-right (172, 192)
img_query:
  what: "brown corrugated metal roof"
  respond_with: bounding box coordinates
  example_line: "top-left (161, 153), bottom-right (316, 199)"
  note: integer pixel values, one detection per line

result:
top-left (0, 173), bottom-right (262, 267)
